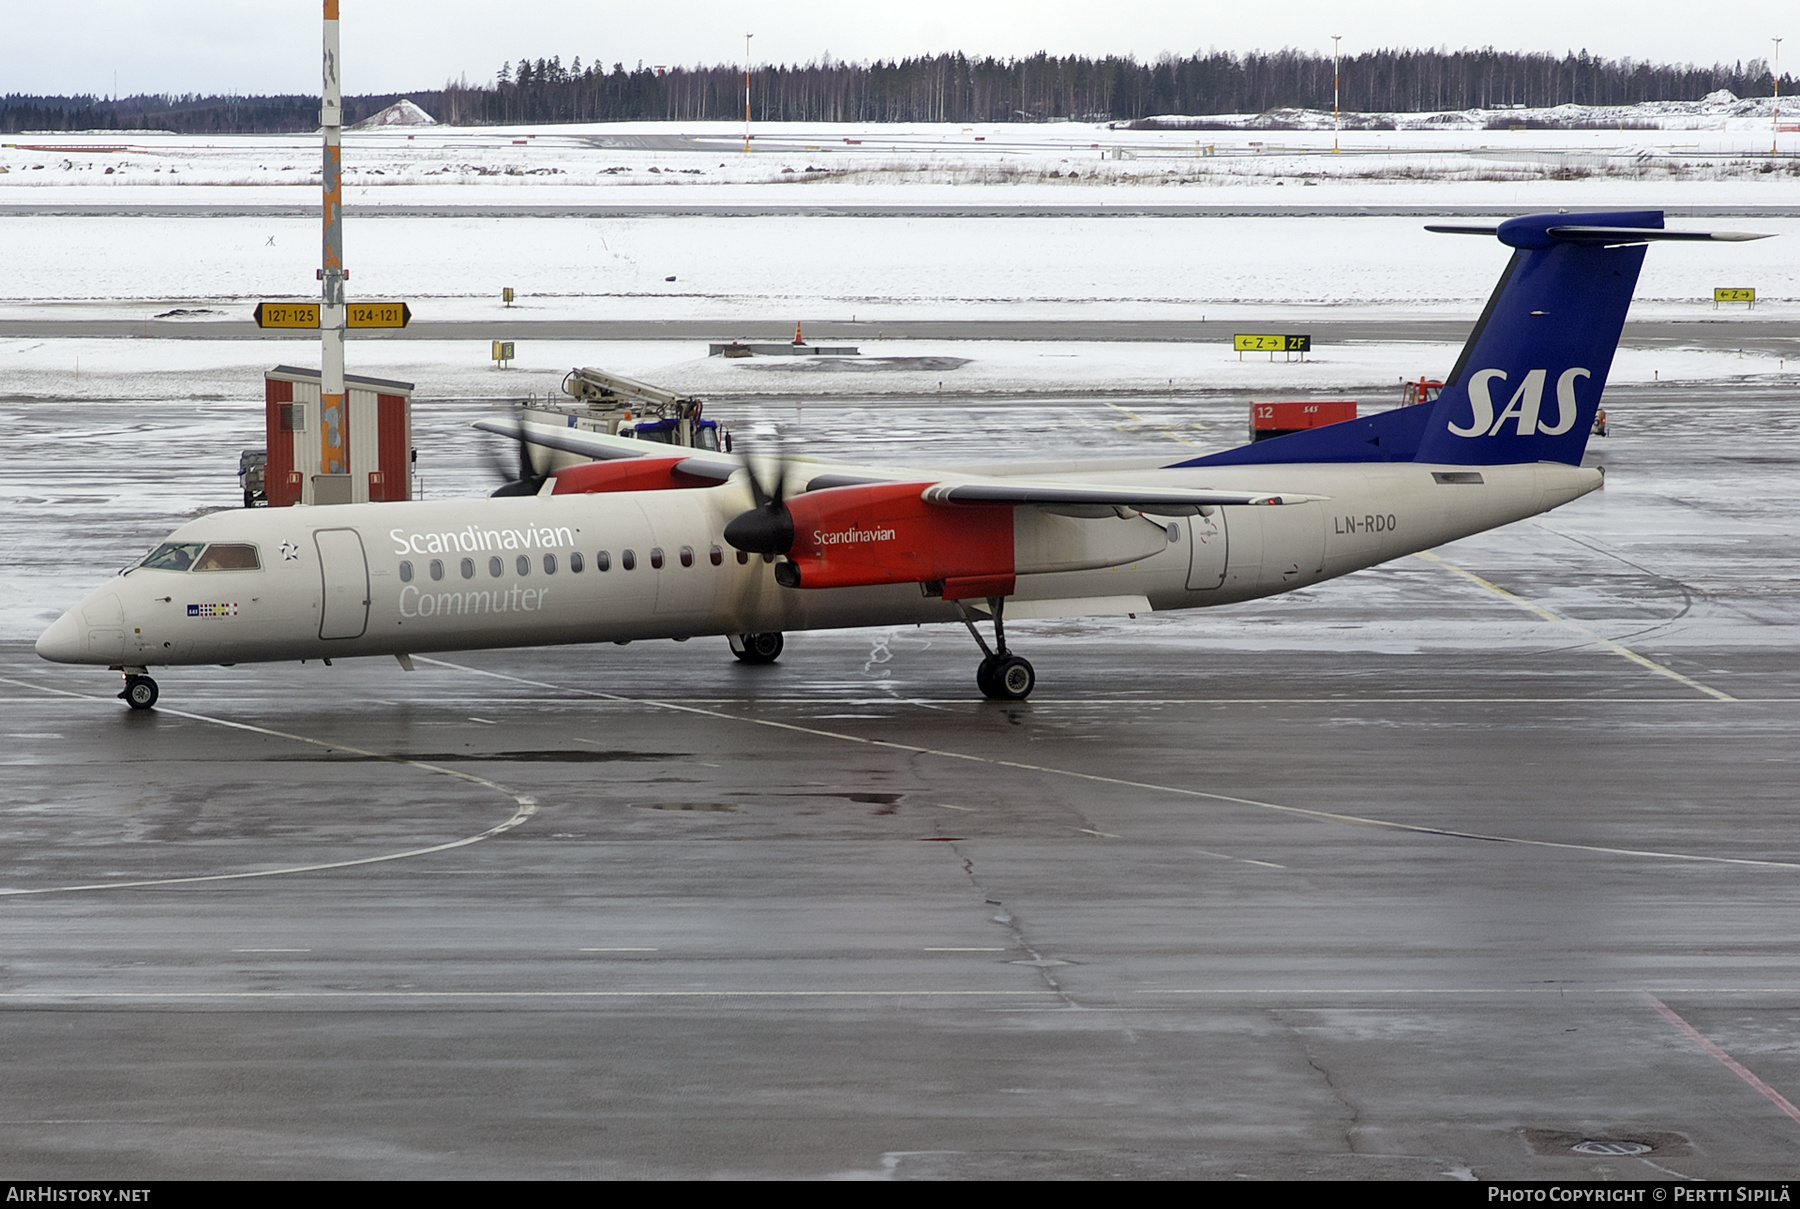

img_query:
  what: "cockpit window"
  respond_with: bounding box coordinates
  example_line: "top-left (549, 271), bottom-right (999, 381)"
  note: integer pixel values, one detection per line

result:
top-left (193, 544), bottom-right (261, 572)
top-left (139, 542), bottom-right (207, 571)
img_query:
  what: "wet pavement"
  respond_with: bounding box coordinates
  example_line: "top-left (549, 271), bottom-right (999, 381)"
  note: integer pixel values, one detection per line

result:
top-left (3, 383), bottom-right (1800, 1178)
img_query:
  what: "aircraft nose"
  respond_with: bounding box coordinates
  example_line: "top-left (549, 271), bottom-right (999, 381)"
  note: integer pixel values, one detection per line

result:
top-left (35, 609), bottom-right (85, 663)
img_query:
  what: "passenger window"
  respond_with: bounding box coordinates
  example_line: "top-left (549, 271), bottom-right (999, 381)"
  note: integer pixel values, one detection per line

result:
top-left (140, 542), bottom-right (208, 572)
top-left (192, 544), bottom-right (261, 572)
top-left (597, 551), bottom-right (611, 572)
top-left (461, 558), bottom-right (475, 579)
top-left (399, 560), bottom-right (413, 582)
top-left (544, 553), bottom-right (557, 575)
top-left (622, 550), bottom-right (636, 571)
top-left (429, 559), bottom-right (444, 581)
top-left (650, 548), bottom-right (665, 569)
top-left (516, 555), bottom-right (531, 576)
top-left (489, 556), bottom-right (504, 578)
top-left (679, 546), bottom-right (694, 568)
top-left (570, 552), bottom-right (584, 573)
top-left (736, 550), bottom-right (749, 565)
top-left (710, 545), bottom-right (723, 567)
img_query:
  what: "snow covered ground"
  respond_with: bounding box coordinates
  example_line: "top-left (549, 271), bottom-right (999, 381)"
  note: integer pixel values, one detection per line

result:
top-left (0, 112), bottom-right (1792, 415)
top-left (3, 335), bottom-right (1788, 411)
top-left (1, 212), bottom-right (1794, 323)
top-left (3, 99), bottom-right (1797, 207)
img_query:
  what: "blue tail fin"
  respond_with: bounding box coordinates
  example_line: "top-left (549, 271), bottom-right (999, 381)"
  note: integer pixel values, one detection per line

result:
top-left (1174, 210), bottom-right (1697, 470)
top-left (1411, 210), bottom-right (1656, 465)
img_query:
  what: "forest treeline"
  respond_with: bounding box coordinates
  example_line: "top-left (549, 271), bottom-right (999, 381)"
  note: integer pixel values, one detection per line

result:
top-left (0, 92), bottom-right (418, 135)
top-left (5, 47), bottom-right (1793, 134)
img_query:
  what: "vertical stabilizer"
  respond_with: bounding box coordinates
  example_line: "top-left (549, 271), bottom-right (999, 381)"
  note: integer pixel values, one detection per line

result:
top-left (1412, 211), bottom-right (1657, 465)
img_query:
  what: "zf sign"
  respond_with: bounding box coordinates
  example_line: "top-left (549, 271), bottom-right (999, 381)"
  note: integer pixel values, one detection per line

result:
top-left (1234, 334), bottom-right (1311, 352)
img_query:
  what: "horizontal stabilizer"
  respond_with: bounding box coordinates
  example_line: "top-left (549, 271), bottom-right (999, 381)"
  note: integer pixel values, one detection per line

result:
top-left (1426, 219), bottom-right (1771, 247)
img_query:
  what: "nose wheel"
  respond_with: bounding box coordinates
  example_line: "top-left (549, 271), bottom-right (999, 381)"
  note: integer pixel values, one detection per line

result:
top-left (119, 673), bottom-right (159, 711)
top-left (958, 597), bottom-right (1035, 701)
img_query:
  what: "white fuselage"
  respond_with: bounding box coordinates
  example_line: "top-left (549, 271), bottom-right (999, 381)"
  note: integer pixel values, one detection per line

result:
top-left (36, 460), bottom-right (1601, 669)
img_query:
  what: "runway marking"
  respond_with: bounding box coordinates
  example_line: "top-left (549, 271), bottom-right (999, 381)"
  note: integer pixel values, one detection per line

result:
top-left (1140, 988), bottom-right (1800, 996)
top-left (1193, 847), bottom-right (1287, 869)
top-left (12, 986), bottom-right (1800, 1003)
top-left (579, 947), bottom-right (658, 952)
top-left (0, 675), bottom-right (537, 897)
top-left (1076, 827), bottom-right (1120, 839)
top-left (924, 947), bottom-right (1005, 952)
top-left (1413, 551), bottom-right (1736, 701)
top-left (282, 694), bottom-right (1792, 707)
top-left (0, 990), bottom-right (1064, 1001)
top-left (1643, 993), bottom-right (1800, 1128)
top-left (231, 948), bottom-right (311, 953)
top-left (419, 659), bottom-right (1800, 875)
top-left (469, 716), bottom-right (497, 724)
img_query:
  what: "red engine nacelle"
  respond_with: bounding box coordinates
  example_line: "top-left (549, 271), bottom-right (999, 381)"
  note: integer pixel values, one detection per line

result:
top-left (779, 482), bottom-right (1016, 598)
top-left (550, 457), bottom-right (717, 494)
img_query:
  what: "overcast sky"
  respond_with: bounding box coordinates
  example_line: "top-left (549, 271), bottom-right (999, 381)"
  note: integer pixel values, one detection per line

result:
top-left (6, 1), bottom-right (1790, 98)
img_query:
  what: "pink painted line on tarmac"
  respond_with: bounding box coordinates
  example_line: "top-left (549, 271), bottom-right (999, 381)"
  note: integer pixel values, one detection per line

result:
top-left (1643, 992), bottom-right (1800, 1127)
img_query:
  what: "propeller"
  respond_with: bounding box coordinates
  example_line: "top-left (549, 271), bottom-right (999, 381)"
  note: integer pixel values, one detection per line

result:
top-left (484, 411), bottom-right (549, 497)
top-left (722, 432), bottom-right (796, 556)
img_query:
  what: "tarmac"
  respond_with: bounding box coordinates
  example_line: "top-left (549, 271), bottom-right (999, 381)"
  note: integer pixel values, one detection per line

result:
top-left (4, 380), bottom-right (1800, 1178)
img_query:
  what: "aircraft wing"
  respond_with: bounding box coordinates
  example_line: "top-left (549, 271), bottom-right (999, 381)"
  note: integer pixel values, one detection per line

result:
top-left (472, 416), bottom-right (740, 481)
top-left (919, 480), bottom-right (1326, 513)
top-left (478, 415), bottom-right (1327, 508)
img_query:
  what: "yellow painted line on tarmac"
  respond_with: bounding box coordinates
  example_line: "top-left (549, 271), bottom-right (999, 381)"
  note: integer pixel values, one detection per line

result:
top-left (1413, 550), bottom-right (1736, 701)
top-left (1103, 401), bottom-right (1202, 448)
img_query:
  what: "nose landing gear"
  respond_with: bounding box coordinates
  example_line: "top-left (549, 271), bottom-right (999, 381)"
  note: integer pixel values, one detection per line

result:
top-left (119, 671), bottom-right (159, 711)
top-left (958, 597), bottom-right (1035, 701)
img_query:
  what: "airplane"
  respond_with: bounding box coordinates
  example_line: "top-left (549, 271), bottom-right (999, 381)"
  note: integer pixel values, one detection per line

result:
top-left (36, 210), bottom-right (1766, 710)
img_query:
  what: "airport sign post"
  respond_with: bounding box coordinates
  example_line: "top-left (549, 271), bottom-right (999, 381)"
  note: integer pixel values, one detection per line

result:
top-left (1713, 287), bottom-right (1756, 309)
top-left (254, 301), bottom-right (412, 328)
top-left (492, 340), bottom-right (515, 368)
top-left (1234, 333), bottom-right (1312, 362)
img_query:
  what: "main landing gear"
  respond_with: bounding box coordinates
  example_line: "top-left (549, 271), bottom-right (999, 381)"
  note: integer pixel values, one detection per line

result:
top-left (958, 597), bottom-right (1035, 702)
top-left (730, 632), bottom-right (785, 664)
top-left (119, 670), bottom-right (159, 711)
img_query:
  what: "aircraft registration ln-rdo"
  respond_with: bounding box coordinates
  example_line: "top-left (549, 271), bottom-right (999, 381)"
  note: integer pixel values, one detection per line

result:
top-left (39, 211), bottom-right (1768, 709)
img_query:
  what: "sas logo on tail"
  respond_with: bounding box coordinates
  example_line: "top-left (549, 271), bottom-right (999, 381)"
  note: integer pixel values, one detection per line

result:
top-left (1449, 368), bottom-right (1589, 438)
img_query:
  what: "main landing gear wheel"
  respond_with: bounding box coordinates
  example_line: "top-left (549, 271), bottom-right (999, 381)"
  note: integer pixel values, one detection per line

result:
top-left (120, 675), bottom-right (159, 711)
top-left (730, 632), bottom-right (785, 664)
top-left (958, 596), bottom-right (1037, 702)
top-left (976, 654), bottom-right (1035, 701)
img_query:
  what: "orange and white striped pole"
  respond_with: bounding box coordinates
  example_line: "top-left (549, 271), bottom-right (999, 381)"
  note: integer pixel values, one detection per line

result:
top-left (319, 0), bottom-right (348, 481)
